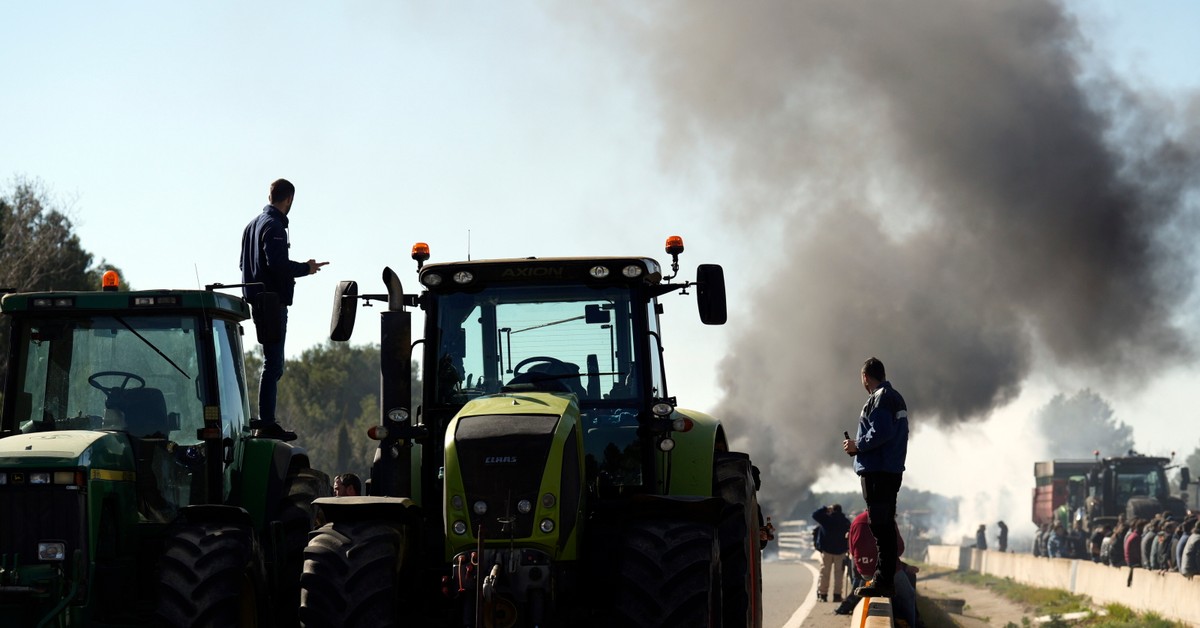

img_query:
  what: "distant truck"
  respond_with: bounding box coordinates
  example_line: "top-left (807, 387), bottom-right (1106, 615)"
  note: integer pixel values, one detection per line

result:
top-left (1033, 453), bottom-right (1190, 535)
top-left (1031, 460), bottom-right (1094, 528)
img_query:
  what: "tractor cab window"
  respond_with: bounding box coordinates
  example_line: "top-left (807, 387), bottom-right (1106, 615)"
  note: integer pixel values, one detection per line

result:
top-left (8, 315), bottom-right (210, 520)
top-left (433, 284), bottom-right (641, 406)
top-left (646, 299), bottom-right (666, 399)
top-left (213, 319), bottom-right (251, 439)
top-left (1115, 467), bottom-right (1168, 503)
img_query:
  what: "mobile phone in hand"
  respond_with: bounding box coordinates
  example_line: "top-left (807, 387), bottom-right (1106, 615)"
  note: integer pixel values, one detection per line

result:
top-left (843, 431), bottom-right (851, 440)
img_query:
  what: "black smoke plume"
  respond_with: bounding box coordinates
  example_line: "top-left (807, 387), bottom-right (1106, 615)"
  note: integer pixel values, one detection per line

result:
top-left (574, 1), bottom-right (1200, 505)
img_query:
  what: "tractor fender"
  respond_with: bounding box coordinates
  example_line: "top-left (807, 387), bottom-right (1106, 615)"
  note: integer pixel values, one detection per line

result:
top-left (312, 495), bottom-right (421, 526)
top-left (176, 503), bottom-right (255, 528)
top-left (667, 407), bottom-right (724, 496)
top-left (238, 438), bottom-right (311, 530)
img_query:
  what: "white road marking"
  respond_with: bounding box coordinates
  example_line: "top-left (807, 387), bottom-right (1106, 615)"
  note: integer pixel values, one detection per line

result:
top-left (782, 562), bottom-right (821, 628)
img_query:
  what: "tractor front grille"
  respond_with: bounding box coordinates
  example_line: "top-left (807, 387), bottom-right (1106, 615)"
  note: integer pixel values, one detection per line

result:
top-left (455, 414), bottom-right (559, 539)
top-left (0, 483), bottom-right (87, 574)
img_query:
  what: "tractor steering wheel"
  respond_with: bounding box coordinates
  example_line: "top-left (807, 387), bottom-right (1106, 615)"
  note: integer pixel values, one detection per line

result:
top-left (88, 371), bottom-right (146, 397)
top-left (512, 356), bottom-right (567, 375)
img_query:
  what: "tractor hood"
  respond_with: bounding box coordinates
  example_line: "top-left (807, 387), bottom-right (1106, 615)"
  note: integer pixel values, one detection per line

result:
top-left (0, 430), bottom-right (133, 469)
top-left (443, 391), bottom-right (585, 557)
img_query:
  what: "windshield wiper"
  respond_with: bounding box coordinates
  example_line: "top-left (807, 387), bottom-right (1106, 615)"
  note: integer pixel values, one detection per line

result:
top-left (114, 316), bottom-right (191, 380)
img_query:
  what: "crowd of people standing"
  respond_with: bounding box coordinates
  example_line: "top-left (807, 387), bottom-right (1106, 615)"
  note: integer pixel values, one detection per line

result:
top-left (1031, 512), bottom-right (1200, 577)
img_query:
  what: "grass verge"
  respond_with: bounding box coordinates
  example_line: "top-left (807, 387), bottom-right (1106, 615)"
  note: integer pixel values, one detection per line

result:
top-left (922, 566), bottom-right (1187, 627)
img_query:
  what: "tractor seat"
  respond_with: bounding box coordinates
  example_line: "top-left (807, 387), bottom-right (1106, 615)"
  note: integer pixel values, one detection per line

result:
top-left (108, 388), bottom-right (169, 438)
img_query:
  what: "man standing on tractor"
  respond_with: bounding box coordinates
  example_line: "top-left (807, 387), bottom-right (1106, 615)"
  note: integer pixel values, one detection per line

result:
top-left (842, 356), bottom-right (909, 598)
top-left (240, 178), bottom-right (328, 441)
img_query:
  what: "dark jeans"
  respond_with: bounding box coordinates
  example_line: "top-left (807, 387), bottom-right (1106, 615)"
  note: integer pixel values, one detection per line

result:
top-left (861, 471), bottom-right (903, 583)
top-left (259, 307), bottom-right (288, 422)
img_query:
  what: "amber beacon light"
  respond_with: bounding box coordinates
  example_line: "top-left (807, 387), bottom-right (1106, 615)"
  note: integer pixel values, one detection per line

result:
top-left (101, 270), bottom-right (120, 291)
top-left (664, 235), bottom-right (685, 256)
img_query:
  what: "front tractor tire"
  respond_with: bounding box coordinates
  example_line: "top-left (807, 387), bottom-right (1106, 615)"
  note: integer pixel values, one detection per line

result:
top-left (611, 520), bottom-right (722, 628)
top-left (155, 521), bottom-right (266, 628)
top-left (273, 466), bottom-right (332, 626)
top-left (299, 521), bottom-right (405, 628)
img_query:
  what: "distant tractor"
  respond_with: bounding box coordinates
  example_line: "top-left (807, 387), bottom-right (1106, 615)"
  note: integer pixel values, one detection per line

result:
top-left (0, 274), bottom-right (328, 626)
top-left (299, 238), bottom-right (765, 627)
top-left (1033, 452), bottom-right (1189, 535)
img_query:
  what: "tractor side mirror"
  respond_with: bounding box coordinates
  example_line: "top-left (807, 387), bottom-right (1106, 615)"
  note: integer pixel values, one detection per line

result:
top-left (252, 292), bottom-right (282, 345)
top-left (330, 281), bottom-right (359, 342)
top-left (696, 264), bottom-right (727, 325)
top-left (1182, 467), bottom-right (1191, 491)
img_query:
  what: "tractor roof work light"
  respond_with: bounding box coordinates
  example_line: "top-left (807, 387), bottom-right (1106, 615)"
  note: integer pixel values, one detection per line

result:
top-left (412, 242), bottom-right (431, 270)
top-left (101, 270), bottom-right (120, 291)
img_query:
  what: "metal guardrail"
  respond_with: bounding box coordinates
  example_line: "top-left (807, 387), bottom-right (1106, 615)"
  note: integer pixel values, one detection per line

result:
top-left (775, 519), bottom-right (814, 561)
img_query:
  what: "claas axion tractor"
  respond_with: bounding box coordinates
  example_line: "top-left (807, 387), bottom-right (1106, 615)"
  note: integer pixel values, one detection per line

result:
top-left (300, 237), bottom-right (766, 627)
top-left (0, 273), bottom-right (329, 627)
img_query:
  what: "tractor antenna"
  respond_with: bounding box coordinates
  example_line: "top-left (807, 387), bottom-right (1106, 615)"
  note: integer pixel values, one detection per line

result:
top-left (468, 229), bottom-right (472, 261)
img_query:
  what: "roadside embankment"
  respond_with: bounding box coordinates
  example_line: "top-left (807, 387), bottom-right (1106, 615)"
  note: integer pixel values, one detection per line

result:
top-left (925, 545), bottom-right (1199, 625)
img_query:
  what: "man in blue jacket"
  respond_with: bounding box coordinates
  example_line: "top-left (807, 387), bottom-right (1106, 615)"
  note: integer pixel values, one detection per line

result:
top-left (842, 357), bottom-right (908, 598)
top-left (240, 178), bottom-right (328, 440)
top-left (812, 503), bottom-right (852, 602)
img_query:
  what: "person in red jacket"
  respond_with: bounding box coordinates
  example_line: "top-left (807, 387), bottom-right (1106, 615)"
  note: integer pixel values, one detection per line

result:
top-left (849, 510), bottom-right (917, 628)
top-left (1124, 519), bottom-right (1143, 568)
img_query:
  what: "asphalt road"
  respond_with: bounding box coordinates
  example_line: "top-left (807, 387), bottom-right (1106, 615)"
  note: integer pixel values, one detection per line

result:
top-left (763, 559), bottom-right (816, 628)
top-left (765, 559), bottom-right (874, 628)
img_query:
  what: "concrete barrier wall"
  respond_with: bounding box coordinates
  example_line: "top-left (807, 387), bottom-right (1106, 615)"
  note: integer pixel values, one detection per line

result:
top-left (923, 545), bottom-right (1200, 625)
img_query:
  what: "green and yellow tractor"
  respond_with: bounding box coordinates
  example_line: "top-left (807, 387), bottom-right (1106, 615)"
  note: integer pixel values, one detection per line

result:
top-left (300, 238), bottom-right (765, 627)
top-left (0, 276), bottom-right (328, 626)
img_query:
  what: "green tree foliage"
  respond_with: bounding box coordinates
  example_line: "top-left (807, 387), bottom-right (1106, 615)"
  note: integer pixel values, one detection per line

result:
top-left (0, 178), bottom-right (124, 383)
top-left (1034, 389), bottom-right (1134, 459)
top-left (243, 342), bottom-right (422, 481)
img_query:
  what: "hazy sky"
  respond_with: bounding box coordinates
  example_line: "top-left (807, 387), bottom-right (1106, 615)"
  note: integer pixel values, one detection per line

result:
top-left (3, 1), bottom-right (1199, 529)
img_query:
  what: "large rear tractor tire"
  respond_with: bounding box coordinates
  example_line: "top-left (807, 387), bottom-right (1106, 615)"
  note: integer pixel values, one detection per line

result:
top-left (272, 466), bottom-right (331, 627)
top-left (715, 452), bottom-right (764, 628)
top-left (156, 521), bottom-right (265, 628)
top-left (611, 520), bottom-right (722, 628)
top-left (299, 521), bottom-right (405, 628)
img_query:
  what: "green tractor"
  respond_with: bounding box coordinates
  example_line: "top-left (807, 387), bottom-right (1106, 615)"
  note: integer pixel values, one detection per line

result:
top-left (300, 238), bottom-right (765, 627)
top-left (0, 277), bottom-right (329, 627)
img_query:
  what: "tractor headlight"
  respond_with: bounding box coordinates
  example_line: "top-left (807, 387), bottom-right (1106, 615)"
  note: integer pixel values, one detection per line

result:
top-left (30, 472), bottom-right (51, 485)
top-left (38, 542), bottom-right (66, 561)
top-left (589, 265), bottom-right (610, 279)
top-left (53, 471), bottom-right (77, 485)
top-left (452, 520), bottom-right (468, 536)
top-left (541, 493), bottom-right (556, 509)
top-left (452, 271), bottom-right (474, 285)
top-left (451, 495), bottom-right (465, 511)
top-left (422, 273), bottom-right (443, 287)
top-left (622, 265), bottom-right (644, 278)
top-left (473, 500), bottom-right (488, 515)
top-left (517, 499), bottom-right (532, 514)
top-left (539, 518), bottom-right (555, 533)
top-left (651, 402), bottom-right (673, 417)
top-left (658, 438), bottom-right (676, 452)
